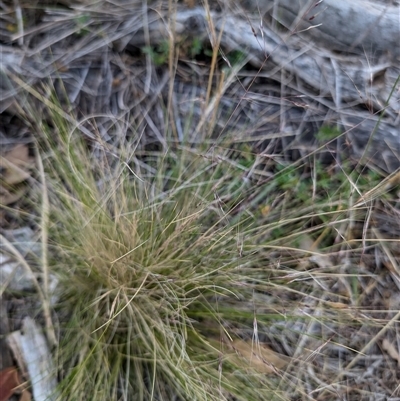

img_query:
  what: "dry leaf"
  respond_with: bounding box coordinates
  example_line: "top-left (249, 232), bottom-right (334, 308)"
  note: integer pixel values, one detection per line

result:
top-left (0, 144), bottom-right (34, 185)
top-left (184, 0), bottom-right (196, 8)
top-left (299, 234), bottom-right (333, 268)
top-left (19, 389), bottom-right (32, 401)
top-left (0, 185), bottom-right (28, 206)
top-left (382, 339), bottom-right (400, 366)
top-left (0, 144), bottom-right (34, 205)
top-left (227, 339), bottom-right (288, 374)
top-left (325, 301), bottom-right (348, 309)
top-left (260, 204), bottom-right (271, 217)
top-left (0, 366), bottom-right (19, 401)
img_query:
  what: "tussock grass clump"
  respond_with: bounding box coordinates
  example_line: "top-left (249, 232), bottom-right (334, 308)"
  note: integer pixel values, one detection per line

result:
top-left (17, 87), bottom-right (400, 401)
top-left (34, 104), bottom-right (289, 401)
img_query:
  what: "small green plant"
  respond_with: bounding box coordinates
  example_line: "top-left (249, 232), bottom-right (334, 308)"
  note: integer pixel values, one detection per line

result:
top-left (315, 125), bottom-right (342, 142)
top-left (225, 49), bottom-right (247, 67)
top-left (190, 36), bottom-right (203, 58)
top-left (142, 41), bottom-right (170, 66)
top-left (74, 14), bottom-right (91, 37)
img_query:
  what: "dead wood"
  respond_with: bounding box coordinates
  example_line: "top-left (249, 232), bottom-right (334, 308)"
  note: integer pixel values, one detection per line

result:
top-left (0, 1), bottom-right (399, 171)
top-left (262, 0), bottom-right (400, 59)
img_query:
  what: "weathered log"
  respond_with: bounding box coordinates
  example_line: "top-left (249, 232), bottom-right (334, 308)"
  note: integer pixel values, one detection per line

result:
top-left (0, 3), bottom-right (399, 171)
top-left (245, 0), bottom-right (400, 59)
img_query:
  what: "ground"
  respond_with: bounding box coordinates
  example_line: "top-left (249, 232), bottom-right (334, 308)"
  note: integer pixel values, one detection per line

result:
top-left (1, 1), bottom-right (400, 400)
